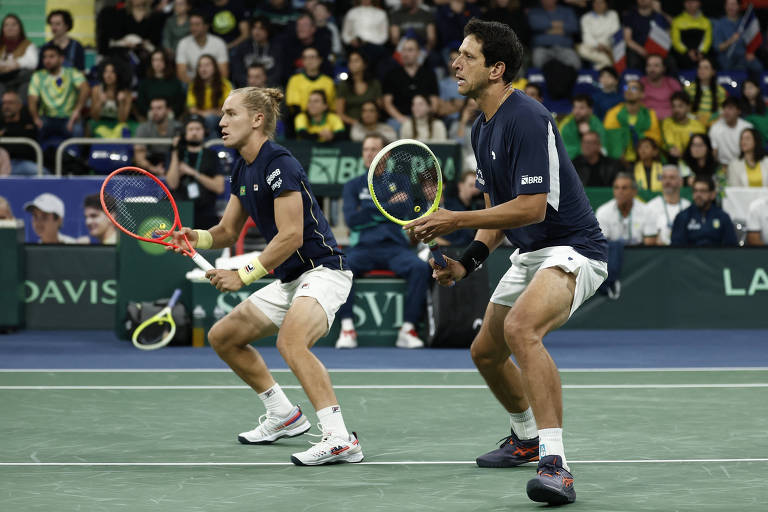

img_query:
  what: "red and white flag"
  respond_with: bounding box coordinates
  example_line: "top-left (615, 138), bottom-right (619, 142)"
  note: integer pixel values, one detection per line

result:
top-left (742, 6), bottom-right (763, 54)
top-left (644, 21), bottom-right (671, 58)
top-left (613, 29), bottom-right (626, 74)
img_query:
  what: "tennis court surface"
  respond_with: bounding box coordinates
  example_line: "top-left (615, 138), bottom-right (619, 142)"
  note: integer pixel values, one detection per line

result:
top-left (1, 330), bottom-right (767, 511)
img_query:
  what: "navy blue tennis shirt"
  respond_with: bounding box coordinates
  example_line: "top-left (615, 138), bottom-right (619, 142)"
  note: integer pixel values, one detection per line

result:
top-left (471, 90), bottom-right (607, 261)
top-left (230, 140), bottom-right (346, 282)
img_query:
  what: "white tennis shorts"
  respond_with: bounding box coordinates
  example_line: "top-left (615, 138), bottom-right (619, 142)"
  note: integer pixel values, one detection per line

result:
top-left (490, 246), bottom-right (608, 317)
top-left (247, 266), bottom-right (353, 332)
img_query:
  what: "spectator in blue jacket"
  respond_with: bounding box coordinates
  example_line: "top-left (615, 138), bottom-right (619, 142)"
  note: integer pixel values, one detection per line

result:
top-left (335, 133), bottom-right (432, 350)
top-left (671, 175), bottom-right (738, 247)
top-left (713, 0), bottom-right (763, 75)
top-left (527, 0), bottom-right (580, 70)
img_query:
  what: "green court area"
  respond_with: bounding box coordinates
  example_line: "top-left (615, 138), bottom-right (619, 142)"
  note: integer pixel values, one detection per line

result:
top-left (2, 370), bottom-right (767, 511)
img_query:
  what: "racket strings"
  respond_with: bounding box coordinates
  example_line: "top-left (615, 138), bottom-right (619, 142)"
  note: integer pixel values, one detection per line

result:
top-left (103, 170), bottom-right (176, 237)
top-left (371, 145), bottom-right (441, 222)
top-left (134, 320), bottom-right (173, 347)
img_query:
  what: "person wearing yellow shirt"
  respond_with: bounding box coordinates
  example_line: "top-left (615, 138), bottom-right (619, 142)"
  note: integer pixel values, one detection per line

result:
top-left (285, 47), bottom-right (336, 116)
top-left (633, 138), bottom-right (664, 192)
top-left (603, 79), bottom-right (662, 163)
top-left (727, 128), bottom-right (768, 187)
top-left (294, 90), bottom-right (346, 143)
top-left (662, 91), bottom-right (706, 160)
top-left (186, 54), bottom-right (232, 137)
top-left (685, 57), bottom-right (726, 127)
top-left (671, 0), bottom-right (712, 70)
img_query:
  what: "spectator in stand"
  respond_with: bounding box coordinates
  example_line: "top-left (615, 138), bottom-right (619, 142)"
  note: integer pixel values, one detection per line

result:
top-left (390, 0), bottom-right (437, 52)
top-left (350, 100), bottom-right (397, 142)
top-left (680, 133), bottom-right (720, 183)
top-left (436, 0), bottom-right (482, 51)
top-left (0, 90), bottom-right (40, 175)
top-left (24, 193), bottom-right (78, 244)
top-left (0, 196), bottom-right (13, 219)
top-left (632, 137), bottom-right (663, 191)
top-left (709, 97), bottom-right (752, 166)
top-left (671, 0), bottom-right (712, 70)
top-left (727, 127), bottom-right (768, 187)
top-left (231, 17), bottom-right (281, 88)
top-left (83, 194), bottom-right (117, 244)
top-left (671, 175), bottom-right (737, 247)
top-left (136, 49), bottom-right (186, 121)
top-left (175, 11), bottom-right (229, 85)
top-left (596, 172), bottom-right (650, 246)
top-left (524, 82), bottom-right (544, 103)
top-left (643, 164), bottom-right (691, 246)
top-left (440, 170), bottom-right (482, 247)
top-left (0, 14), bottom-right (38, 99)
top-left (577, 0), bottom-right (620, 70)
top-left (134, 97), bottom-right (181, 176)
top-left (572, 130), bottom-right (623, 187)
top-left (162, 0), bottom-right (191, 55)
top-left (278, 13), bottom-right (333, 84)
top-left (285, 46), bottom-right (336, 119)
top-left (27, 45), bottom-right (89, 151)
top-left (559, 93), bottom-right (606, 159)
top-left (527, 0), bottom-right (580, 70)
top-left (209, 0), bottom-right (249, 50)
top-left (311, 2), bottom-right (343, 60)
top-left (437, 48), bottom-right (465, 129)
top-left (641, 54), bottom-right (681, 120)
top-left (481, 0), bottom-right (530, 47)
top-left (341, 0), bottom-right (389, 62)
top-left (746, 196), bottom-right (768, 245)
top-left (383, 37), bottom-right (439, 128)
top-left (250, 0), bottom-right (300, 33)
top-left (89, 60), bottom-right (133, 126)
top-left (295, 89), bottom-right (346, 142)
top-left (246, 63), bottom-right (268, 87)
top-left (186, 54), bottom-right (232, 137)
top-left (662, 91), bottom-right (706, 161)
top-left (335, 49), bottom-right (382, 127)
top-left (400, 94), bottom-right (448, 142)
top-left (685, 57), bottom-right (725, 127)
top-left (623, 0), bottom-right (671, 70)
top-left (166, 115), bottom-right (226, 229)
top-left (739, 79), bottom-right (768, 142)
top-left (593, 66), bottom-right (623, 120)
top-left (714, 0), bottom-right (763, 75)
top-left (604, 79), bottom-right (662, 163)
top-left (41, 10), bottom-right (84, 71)
top-left (110, 0), bottom-right (166, 78)
top-left (335, 133), bottom-right (430, 350)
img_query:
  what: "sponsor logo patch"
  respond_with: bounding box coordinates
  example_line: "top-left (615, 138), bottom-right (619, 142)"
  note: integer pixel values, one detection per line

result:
top-left (521, 175), bottom-right (543, 185)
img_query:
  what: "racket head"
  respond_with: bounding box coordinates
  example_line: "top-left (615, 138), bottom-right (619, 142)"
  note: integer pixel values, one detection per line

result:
top-left (100, 166), bottom-right (190, 256)
top-left (131, 306), bottom-right (177, 350)
top-left (367, 139), bottom-right (443, 226)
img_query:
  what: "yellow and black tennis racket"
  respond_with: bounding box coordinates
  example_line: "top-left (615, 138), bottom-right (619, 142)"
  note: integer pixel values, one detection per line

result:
top-left (367, 139), bottom-right (447, 267)
top-left (131, 288), bottom-right (182, 351)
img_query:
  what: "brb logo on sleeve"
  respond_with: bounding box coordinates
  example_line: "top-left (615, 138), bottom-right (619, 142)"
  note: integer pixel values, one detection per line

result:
top-left (267, 169), bottom-right (282, 191)
top-left (521, 175), bottom-right (543, 185)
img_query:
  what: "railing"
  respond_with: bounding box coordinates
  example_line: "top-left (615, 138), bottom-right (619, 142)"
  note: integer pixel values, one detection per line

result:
top-left (55, 138), bottom-right (227, 176)
top-left (0, 137), bottom-right (44, 176)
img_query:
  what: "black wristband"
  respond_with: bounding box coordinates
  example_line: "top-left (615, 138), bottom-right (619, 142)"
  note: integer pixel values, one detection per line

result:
top-left (457, 240), bottom-right (490, 276)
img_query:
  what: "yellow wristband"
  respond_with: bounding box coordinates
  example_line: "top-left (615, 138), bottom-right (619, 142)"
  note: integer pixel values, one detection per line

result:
top-left (193, 229), bottom-right (213, 250)
top-left (238, 257), bottom-right (268, 285)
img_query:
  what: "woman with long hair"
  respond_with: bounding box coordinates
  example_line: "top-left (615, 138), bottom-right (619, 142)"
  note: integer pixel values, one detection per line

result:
top-left (727, 127), bottom-right (768, 187)
top-left (0, 14), bottom-right (38, 97)
top-left (136, 49), bottom-right (186, 119)
top-left (399, 94), bottom-right (447, 142)
top-left (186, 54), bottom-right (232, 136)
top-left (739, 78), bottom-right (768, 141)
top-left (685, 57), bottom-right (726, 127)
top-left (681, 133), bottom-right (721, 184)
top-left (90, 60), bottom-right (132, 123)
top-left (162, 0), bottom-right (191, 54)
top-left (335, 49), bottom-right (382, 126)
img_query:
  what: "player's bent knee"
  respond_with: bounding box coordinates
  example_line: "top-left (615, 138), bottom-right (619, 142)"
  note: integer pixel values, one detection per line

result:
top-left (470, 333), bottom-right (509, 368)
top-left (503, 313), bottom-right (541, 353)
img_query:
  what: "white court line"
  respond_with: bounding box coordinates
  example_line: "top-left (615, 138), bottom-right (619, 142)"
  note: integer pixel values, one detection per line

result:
top-left (1, 384), bottom-right (767, 390)
top-left (1, 367), bottom-right (767, 373)
top-left (1, 458), bottom-right (766, 467)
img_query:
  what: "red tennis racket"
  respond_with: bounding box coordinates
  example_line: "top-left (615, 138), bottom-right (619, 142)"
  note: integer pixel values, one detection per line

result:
top-left (100, 166), bottom-right (214, 271)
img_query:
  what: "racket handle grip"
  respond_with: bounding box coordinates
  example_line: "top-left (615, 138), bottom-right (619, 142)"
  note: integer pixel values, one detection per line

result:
top-left (429, 244), bottom-right (447, 268)
top-left (192, 252), bottom-right (214, 272)
top-left (167, 288), bottom-right (182, 309)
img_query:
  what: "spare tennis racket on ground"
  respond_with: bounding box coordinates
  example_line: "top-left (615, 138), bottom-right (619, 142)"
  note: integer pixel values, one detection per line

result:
top-left (367, 139), bottom-right (447, 267)
top-left (100, 166), bottom-right (214, 271)
top-left (129, 288), bottom-right (183, 350)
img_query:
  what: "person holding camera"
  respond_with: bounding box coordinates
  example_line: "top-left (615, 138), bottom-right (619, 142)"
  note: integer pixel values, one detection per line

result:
top-left (166, 115), bottom-right (227, 229)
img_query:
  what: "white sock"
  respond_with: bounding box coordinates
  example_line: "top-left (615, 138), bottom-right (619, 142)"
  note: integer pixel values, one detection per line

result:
top-left (509, 407), bottom-right (538, 440)
top-left (317, 405), bottom-right (349, 438)
top-left (538, 427), bottom-right (569, 471)
top-left (400, 322), bottom-right (415, 332)
top-left (257, 383), bottom-right (294, 418)
top-left (341, 318), bottom-right (354, 331)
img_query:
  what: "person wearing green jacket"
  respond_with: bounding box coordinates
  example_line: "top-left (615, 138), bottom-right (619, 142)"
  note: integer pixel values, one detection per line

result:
top-left (558, 93), bottom-right (606, 159)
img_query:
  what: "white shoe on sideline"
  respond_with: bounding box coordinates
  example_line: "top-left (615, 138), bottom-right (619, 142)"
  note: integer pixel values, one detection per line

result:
top-left (335, 329), bottom-right (358, 349)
top-left (396, 328), bottom-right (424, 349)
top-left (290, 429), bottom-right (364, 466)
top-left (238, 405), bottom-right (311, 444)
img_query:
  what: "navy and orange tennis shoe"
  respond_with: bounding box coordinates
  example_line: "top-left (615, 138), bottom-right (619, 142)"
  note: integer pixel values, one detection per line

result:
top-left (526, 455), bottom-right (576, 505)
top-left (237, 404), bottom-right (311, 444)
top-left (476, 430), bottom-right (539, 468)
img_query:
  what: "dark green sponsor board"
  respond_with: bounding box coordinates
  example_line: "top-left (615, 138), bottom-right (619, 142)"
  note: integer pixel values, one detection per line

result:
top-left (0, 225), bottom-right (24, 329)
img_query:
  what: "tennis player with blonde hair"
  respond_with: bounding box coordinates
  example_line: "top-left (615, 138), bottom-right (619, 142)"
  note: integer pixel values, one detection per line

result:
top-left (169, 87), bottom-right (362, 465)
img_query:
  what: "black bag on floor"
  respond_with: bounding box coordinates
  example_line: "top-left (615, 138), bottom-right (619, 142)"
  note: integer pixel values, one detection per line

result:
top-left (125, 297), bottom-right (191, 346)
top-left (427, 261), bottom-right (490, 348)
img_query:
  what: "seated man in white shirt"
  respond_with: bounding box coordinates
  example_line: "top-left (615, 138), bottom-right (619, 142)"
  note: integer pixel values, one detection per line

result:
top-left (746, 196), bottom-right (768, 246)
top-left (596, 172), bottom-right (650, 246)
top-left (709, 97), bottom-right (752, 166)
top-left (642, 165), bottom-right (691, 246)
top-left (175, 11), bottom-right (229, 84)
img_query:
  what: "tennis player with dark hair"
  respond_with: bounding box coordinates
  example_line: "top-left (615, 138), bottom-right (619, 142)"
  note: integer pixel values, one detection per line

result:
top-left (405, 19), bottom-right (608, 505)
top-left (169, 87), bottom-right (362, 466)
